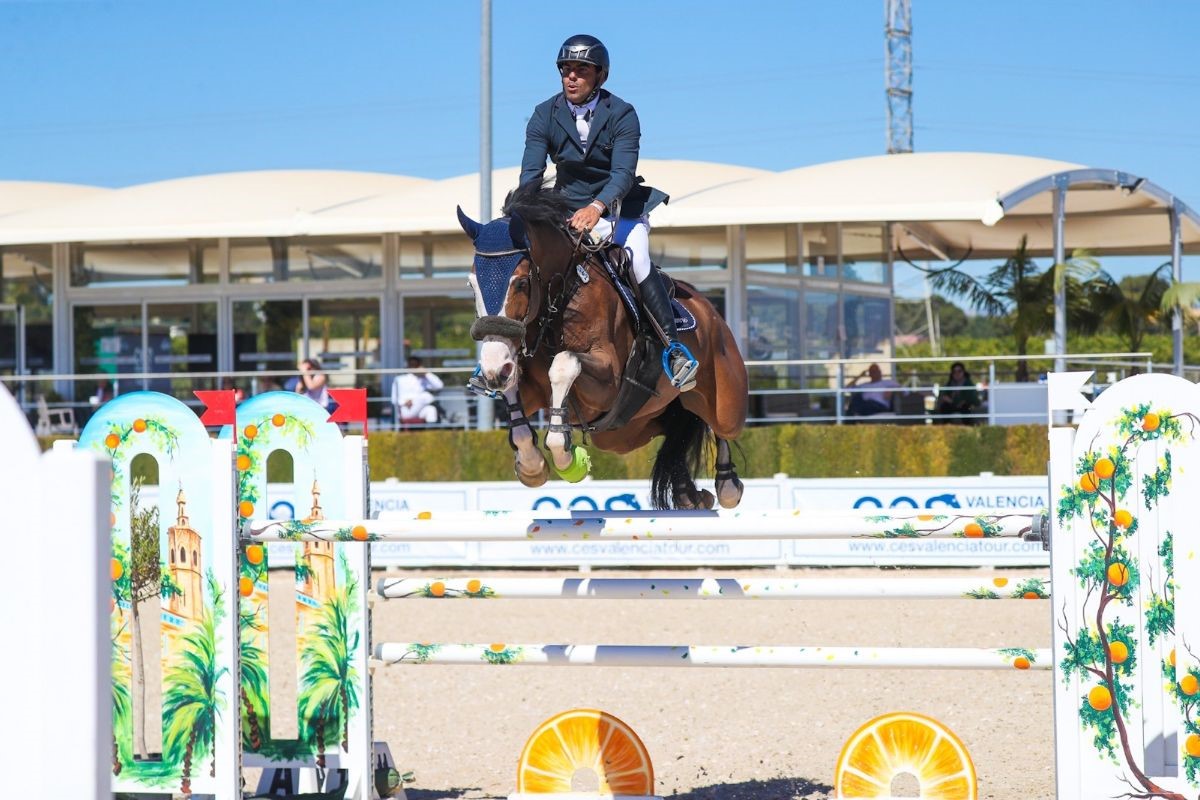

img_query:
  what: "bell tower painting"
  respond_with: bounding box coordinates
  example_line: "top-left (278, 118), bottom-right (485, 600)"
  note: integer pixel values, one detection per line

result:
top-left (300, 477), bottom-right (335, 604)
top-left (167, 486), bottom-right (203, 621)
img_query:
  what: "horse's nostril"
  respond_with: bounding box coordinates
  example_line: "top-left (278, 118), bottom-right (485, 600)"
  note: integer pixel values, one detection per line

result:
top-left (499, 363), bottom-right (515, 383)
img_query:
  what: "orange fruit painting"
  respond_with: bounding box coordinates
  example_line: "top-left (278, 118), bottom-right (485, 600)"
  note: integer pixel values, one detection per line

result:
top-left (104, 433), bottom-right (120, 449)
top-left (1181, 675), bottom-right (1199, 697)
top-left (834, 711), bottom-right (976, 799)
top-left (1113, 509), bottom-right (1132, 528)
top-left (1185, 733), bottom-right (1200, 759)
top-left (516, 709), bottom-right (653, 796)
top-left (1079, 472), bottom-right (1100, 493)
top-left (1107, 563), bottom-right (1130, 587)
top-left (1142, 412), bottom-right (1160, 432)
top-left (1088, 685), bottom-right (1113, 712)
top-left (1109, 641), bottom-right (1129, 664)
top-left (245, 544), bottom-right (264, 566)
top-left (272, 413), bottom-right (286, 427)
top-left (1093, 457), bottom-right (1115, 479)
top-left (351, 525), bottom-right (369, 541)
top-left (239, 500), bottom-right (255, 518)
top-left (238, 576), bottom-right (255, 597)
top-left (244, 424), bottom-right (258, 440)
top-left (132, 418), bottom-right (147, 433)
top-left (963, 522), bottom-right (984, 538)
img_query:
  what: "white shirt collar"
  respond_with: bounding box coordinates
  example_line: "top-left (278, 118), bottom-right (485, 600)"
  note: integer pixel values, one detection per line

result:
top-left (566, 94), bottom-right (599, 119)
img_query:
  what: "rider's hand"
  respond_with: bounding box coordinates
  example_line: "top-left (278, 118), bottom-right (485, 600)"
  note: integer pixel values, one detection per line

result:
top-left (569, 203), bottom-right (603, 232)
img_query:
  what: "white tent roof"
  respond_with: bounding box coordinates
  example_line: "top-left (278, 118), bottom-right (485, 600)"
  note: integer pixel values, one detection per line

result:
top-left (0, 154), bottom-right (1194, 256)
top-left (303, 159), bottom-right (770, 235)
top-left (0, 170), bottom-right (431, 244)
top-left (0, 181), bottom-right (109, 220)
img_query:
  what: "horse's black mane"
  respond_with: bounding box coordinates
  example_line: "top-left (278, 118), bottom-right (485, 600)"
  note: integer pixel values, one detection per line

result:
top-left (501, 181), bottom-right (573, 226)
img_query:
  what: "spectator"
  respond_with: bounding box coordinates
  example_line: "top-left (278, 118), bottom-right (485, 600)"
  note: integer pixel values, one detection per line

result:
top-left (392, 356), bottom-right (444, 426)
top-left (846, 363), bottom-right (900, 417)
top-left (295, 357), bottom-right (332, 410)
top-left (220, 377), bottom-right (245, 403)
top-left (89, 379), bottom-right (114, 407)
top-left (934, 361), bottom-right (981, 424)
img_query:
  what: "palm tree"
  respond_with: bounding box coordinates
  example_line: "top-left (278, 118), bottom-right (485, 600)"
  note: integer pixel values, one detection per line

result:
top-left (1084, 263), bottom-right (1171, 353)
top-left (298, 569), bottom-right (361, 766)
top-left (163, 574), bottom-right (227, 795)
top-left (919, 236), bottom-right (1096, 381)
top-left (239, 609), bottom-right (269, 751)
top-left (111, 622), bottom-right (131, 776)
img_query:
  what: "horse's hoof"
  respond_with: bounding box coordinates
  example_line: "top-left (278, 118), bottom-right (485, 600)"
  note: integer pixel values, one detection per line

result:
top-left (515, 456), bottom-right (550, 488)
top-left (716, 476), bottom-right (744, 509)
top-left (696, 489), bottom-right (716, 510)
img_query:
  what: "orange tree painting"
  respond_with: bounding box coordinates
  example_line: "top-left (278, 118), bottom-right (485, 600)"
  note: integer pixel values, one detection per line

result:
top-left (1056, 403), bottom-right (1199, 799)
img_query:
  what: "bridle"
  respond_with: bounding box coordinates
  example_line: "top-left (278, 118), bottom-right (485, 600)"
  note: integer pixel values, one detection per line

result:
top-left (471, 220), bottom-right (602, 359)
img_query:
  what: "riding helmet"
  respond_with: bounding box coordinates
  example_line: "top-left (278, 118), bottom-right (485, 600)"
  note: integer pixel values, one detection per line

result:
top-left (556, 34), bottom-right (609, 75)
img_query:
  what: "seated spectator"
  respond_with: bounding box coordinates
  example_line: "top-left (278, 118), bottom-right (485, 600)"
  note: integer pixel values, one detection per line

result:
top-left (392, 356), bottom-right (444, 426)
top-left (295, 357), bottom-right (332, 410)
top-left (846, 363), bottom-right (900, 417)
top-left (934, 361), bottom-right (981, 424)
top-left (221, 377), bottom-right (245, 404)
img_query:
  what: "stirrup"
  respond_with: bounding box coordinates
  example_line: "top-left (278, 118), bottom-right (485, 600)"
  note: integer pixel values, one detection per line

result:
top-left (662, 341), bottom-right (699, 391)
top-left (466, 364), bottom-right (503, 400)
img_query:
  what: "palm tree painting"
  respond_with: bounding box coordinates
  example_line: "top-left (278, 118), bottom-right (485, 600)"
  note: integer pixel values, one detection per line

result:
top-left (298, 553), bottom-right (361, 765)
top-left (239, 607), bottom-right (269, 752)
top-left (162, 574), bottom-right (228, 795)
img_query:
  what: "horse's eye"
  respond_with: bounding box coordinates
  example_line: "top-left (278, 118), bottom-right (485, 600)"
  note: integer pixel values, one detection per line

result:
top-left (515, 277), bottom-right (530, 292)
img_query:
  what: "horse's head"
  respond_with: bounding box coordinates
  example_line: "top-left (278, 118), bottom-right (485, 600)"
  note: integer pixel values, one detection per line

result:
top-left (458, 206), bottom-right (534, 394)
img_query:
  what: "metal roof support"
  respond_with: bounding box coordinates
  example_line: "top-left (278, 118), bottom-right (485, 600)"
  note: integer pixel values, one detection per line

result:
top-left (1170, 202), bottom-right (1184, 376)
top-left (1052, 176), bottom-right (1068, 375)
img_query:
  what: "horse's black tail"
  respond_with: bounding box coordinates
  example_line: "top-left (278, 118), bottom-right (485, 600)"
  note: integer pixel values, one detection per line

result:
top-left (650, 399), bottom-right (711, 510)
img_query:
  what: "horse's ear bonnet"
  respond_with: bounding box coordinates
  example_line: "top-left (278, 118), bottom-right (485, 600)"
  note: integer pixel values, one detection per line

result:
top-left (470, 217), bottom-right (528, 316)
top-left (456, 206), bottom-right (482, 240)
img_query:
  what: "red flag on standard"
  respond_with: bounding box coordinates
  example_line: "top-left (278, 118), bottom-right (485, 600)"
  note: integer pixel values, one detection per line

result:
top-left (194, 390), bottom-right (237, 426)
top-left (328, 388), bottom-right (368, 436)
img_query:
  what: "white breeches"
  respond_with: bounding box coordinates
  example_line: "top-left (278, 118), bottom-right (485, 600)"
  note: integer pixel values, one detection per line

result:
top-left (592, 216), bottom-right (652, 283)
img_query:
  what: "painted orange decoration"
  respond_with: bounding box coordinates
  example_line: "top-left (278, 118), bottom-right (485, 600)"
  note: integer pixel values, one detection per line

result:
top-left (1093, 457), bottom-right (1115, 479)
top-left (834, 711), bottom-right (977, 800)
top-left (239, 576), bottom-right (255, 597)
top-left (417, 511), bottom-right (432, 520)
top-left (238, 500), bottom-right (255, 518)
top-left (1013, 656), bottom-right (1031, 670)
top-left (110, 558), bottom-right (124, 582)
top-left (963, 522), bottom-right (984, 538)
top-left (1181, 674), bottom-right (1199, 696)
top-left (1185, 733), bottom-right (1200, 759)
top-left (1113, 509), bottom-right (1133, 529)
top-left (243, 424), bottom-right (258, 440)
top-left (1088, 685), bottom-right (1113, 712)
top-left (272, 413), bottom-right (286, 427)
top-left (429, 581), bottom-right (446, 597)
top-left (992, 577), bottom-right (1009, 587)
top-left (104, 433), bottom-right (120, 449)
top-left (490, 643), bottom-right (507, 653)
top-left (245, 544), bottom-right (264, 566)
top-left (466, 579), bottom-right (482, 593)
top-left (132, 418), bottom-right (147, 433)
top-left (1107, 562), bottom-right (1130, 587)
top-left (1109, 641), bottom-right (1129, 664)
top-left (1170, 648), bottom-right (1177, 668)
top-left (516, 709), bottom-right (653, 796)
top-left (1142, 412), bottom-right (1160, 432)
top-left (351, 525), bottom-right (369, 541)
top-left (236, 455), bottom-right (251, 471)
top-left (109, 512), bottom-right (117, 527)
top-left (1079, 472), bottom-right (1100, 493)
top-left (1023, 591), bottom-right (1041, 600)
top-left (917, 514), bottom-right (934, 521)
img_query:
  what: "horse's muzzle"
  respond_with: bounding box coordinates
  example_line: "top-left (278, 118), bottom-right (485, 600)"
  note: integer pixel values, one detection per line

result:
top-left (471, 315), bottom-right (526, 342)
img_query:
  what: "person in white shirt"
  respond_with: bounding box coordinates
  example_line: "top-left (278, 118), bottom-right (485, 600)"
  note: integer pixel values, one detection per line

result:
top-left (392, 356), bottom-right (444, 426)
top-left (846, 363), bottom-right (901, 416)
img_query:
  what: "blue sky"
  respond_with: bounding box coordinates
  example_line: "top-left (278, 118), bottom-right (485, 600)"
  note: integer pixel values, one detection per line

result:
top-left (3, 1), bottom-right (1197, 297)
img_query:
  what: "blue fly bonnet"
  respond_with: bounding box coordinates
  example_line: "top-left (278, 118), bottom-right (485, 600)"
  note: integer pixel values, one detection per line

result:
top-left (459, 210), bottom-right (529, 316)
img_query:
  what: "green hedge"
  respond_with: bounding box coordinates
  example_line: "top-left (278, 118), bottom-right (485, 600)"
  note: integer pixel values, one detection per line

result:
top-left (365, 423), bottom-right (1048, 481)
top-left (40, 423), bottom-right (1049, 482)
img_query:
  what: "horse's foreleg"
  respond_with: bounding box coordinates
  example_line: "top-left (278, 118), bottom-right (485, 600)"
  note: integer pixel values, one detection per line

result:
top-left (503, 387), bottom-right (549, 488)
top-left (544, 351), bottom-right (583, 474)
top-left (714, 437), bottom-right (745, 509)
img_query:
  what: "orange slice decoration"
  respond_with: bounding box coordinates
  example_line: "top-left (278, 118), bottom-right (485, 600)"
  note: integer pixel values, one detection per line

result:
top-left (516, 708), bottom-right (653, 796)
top-left (834, 711), bottom-right (977, 799)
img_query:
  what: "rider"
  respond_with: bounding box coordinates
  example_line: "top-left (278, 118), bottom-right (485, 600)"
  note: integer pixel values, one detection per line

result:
top-left (519, 34), bottom-right (699, 391)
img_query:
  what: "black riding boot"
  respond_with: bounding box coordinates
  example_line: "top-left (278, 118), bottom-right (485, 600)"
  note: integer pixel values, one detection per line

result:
top-left (638, 273), bottom-right (699, 391)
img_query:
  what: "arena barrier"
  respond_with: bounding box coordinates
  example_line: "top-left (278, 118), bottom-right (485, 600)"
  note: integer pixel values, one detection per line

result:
top-left (1, 384), bottom-right (111, 800)
top-left (21, 370), bottom-right (1199, 798)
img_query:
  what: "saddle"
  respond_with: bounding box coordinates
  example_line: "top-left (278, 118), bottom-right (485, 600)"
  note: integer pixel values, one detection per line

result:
top-left (584, 242), bottom-right (695, 433)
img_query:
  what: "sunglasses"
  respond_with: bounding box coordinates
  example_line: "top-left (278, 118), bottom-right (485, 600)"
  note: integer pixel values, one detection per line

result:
top-left (559, 63), bottom-right (595, 77)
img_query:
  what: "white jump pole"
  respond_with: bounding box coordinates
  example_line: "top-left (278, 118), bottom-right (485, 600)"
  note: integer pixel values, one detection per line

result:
top-left (247, 509), bottom-right (1035, 542)
top-left (376, 575), bottom-right (1051, 601)
top-left (374, 642), bottom-right (1051, 670)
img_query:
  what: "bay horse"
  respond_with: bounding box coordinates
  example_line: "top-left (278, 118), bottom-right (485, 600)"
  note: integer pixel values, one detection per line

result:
top-left (456, 183), bottom-right (748, 510)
